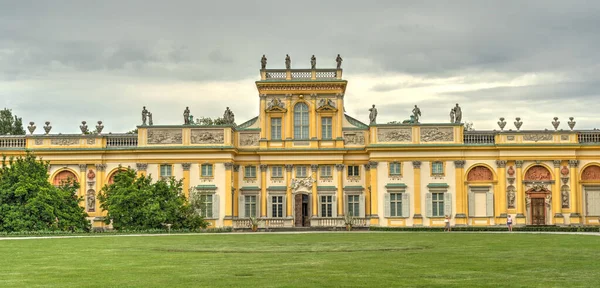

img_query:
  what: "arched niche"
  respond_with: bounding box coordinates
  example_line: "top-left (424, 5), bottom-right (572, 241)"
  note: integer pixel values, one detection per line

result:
top-left (466, 165), bottom-right (494, 182)
top-left (581, 165), bottom-right (600, 181)
top-left (524, 165), bottom-right (552, 181)
top-left (52, 169), bottom-right (79, 186)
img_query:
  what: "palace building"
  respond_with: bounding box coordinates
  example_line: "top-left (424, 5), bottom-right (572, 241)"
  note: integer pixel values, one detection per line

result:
top-left (2, 62), bottom-right (600, 229)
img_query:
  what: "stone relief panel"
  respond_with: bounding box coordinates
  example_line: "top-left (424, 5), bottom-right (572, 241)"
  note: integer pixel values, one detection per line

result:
top-left (581, 165), bottom-right (600, 181)
top-left (87, 138), bottom-right (95, 145)
top-left (50, 138), bottom-right (79, 146)
top-left (86, 189), bottom-right (96, 212)
top-left (239, 133), bottom-right (259, 146)
top-left (343, 131), bottom-right (365, 145)
top-left (523, 133), bottom-right (553, 142)
top-left (377, 128), bottom-right (411, 142)
top-left (34, 139), bottom-right (44, 145)
top-left (191, 129), bottom-right (224, 144)
top-left (467, 166), bottom-right (494, 181)
top-left (524, 165), bottom-right (552, 181)
top-left (147, 129), bottom-right (183, 145)
top-left (507, 185), bottom-right (516, 209)
top-left (561, 185), bottom-right (570, 208)
top-left (420, 127), bottom-right (454, 142)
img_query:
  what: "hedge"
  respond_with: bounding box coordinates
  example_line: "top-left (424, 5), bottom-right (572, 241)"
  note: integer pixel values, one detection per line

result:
top-left (370, 226), bottom-right (600, 232)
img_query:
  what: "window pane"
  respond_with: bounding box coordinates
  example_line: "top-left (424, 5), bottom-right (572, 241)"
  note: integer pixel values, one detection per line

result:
top-left (271, 118), bottom-right (281, 140)
top-left (321, 117), bottom-right (332, 139)
top-left (294, 103), bottom-right (309, 139)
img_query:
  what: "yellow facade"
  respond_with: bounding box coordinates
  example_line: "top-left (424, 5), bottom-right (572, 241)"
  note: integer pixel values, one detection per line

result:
top-left (2, 65), bottom-right (600, 228)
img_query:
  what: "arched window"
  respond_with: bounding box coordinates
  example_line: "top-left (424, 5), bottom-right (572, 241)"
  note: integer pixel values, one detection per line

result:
top-left (108, 170), bottom-right (125, 184)
top-left (53, 170), bottom-right (77, 186)
top-left (294, 102), bottom-right (309, 139)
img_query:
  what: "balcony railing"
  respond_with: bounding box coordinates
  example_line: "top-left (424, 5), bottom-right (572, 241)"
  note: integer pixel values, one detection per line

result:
top-left (106, 135), bottom-right (138, 147)
top-left (578, 132), bottom-right (600, 143)
top-left (0, 136), bottom-right (26, 148)
top-left (464, 132), bottom-right (495, 144)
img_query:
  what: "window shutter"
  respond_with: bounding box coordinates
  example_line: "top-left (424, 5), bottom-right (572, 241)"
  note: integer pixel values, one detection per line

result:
top-left (239, 195), bottom-right (245, 218)
top-left (401, 193), bottom-right (410, 218)
top-left (332, 195), bottom-right (337, 217)
top-left (213, 194), bottom-right (219, 219)
top-left (444, 192), bottom-right (452, 216)
top-left (468, 192), bottom-right (475, 217)
top-left (359, 194), bottom-right (365, 218)
top-left (486, 192), bottom-right (494, 217)
top-left (283, 195), bottom-right (287, 217)
top-left (384, 193), bottom-right (391, 217)
top-left (256, 196), bottom-right (261, 218)
top-left (317, 196), bottom-right (322, 217)
top-left (426, 192), bottom-right (433, 217)
top-left (267, 195), bottom-right (272, 218)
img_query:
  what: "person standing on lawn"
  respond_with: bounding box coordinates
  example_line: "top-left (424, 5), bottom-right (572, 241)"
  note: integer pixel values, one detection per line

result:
top-left (507, 215), bottom-right (513, 232)
top-left (444, 215), bottom-right (451, 232)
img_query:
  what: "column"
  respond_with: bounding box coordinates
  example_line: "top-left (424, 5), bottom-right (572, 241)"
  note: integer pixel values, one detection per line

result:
top-left (285, 164), bottom-right (293, 216)
top-left (496, 160), bottom-right (507, 222)
top-left (78, 164), bottom-right (87, 199)
top-left (515, 161), bottom-right (526, 224)
top-left (224, 163), bottom-right (233, 226)
top-left (285, 94), bottom-right (293, 140)
top-left (335, 164), bottom-right (344, 216)
top-left (369, 161), bottom-right (379, 225)
top-left (233, 165), bottom-right (240, 217)
top-left (311, 164), bottom-right (319, 217)
top-left (364, 164), bottom-right (371, 217)
top-left (95, 164), bottom-right (106, 218)
top-left (552, 160), bottom-right (563, 223)
top-left (336, 94), bottom-right (343, 141)
top-left (259, 94), bottom-right (267, 140)
top-left (569, 160), bottom-right (581, 224)
top-left (310, 94), bottom-right (317, 139)
top-left (136, 163), bottom-right (147, 177)
top-left (260, 164), bottom-right (268, 217)
top-left (412, 161), bottom-right (423, 226)
top-left (454, 160), bottom-right (467, 226)
top-left (182, 163), bottom-right (191, 198)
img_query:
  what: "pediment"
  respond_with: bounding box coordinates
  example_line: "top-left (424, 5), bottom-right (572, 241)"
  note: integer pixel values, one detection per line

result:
top-left (266, 106), bottom-right (287, 113)
top-left (316, 104), bottom-right (338, 112)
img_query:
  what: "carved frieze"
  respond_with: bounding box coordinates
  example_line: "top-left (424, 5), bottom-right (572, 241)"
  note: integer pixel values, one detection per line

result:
top-left (51, 138), bottom-right (79, 146)
top-left (239, 133), bottom-right (259, 146)
top-left (191, 129), bottom-right (224, 144)
top-left (420, 127), bottom-right (454, 142)
top-left (266, 97), bottom-right (286, 112)
top-left (524, 165), bottom-right (552, 181)
top-left (581, 165), bottom-right (600, 181)
top-left (147, 129), bottom-right (183, 145)
top-left (523, 133), bottom-right (552, 142)
top-left (87, 138), bottom-right (95, 145)
top-left (290, 176), bottom-right (315, 191)
top-left (377, 128), bottom-right (411, 142)
top-left (467, 166), bottom-right (493, 181)
top-left (343, 131), bottom-right (365, 145)
top-left (35, 139), bottom-right (44, 145)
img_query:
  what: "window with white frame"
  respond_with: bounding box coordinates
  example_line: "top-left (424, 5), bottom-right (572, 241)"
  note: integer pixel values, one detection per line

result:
top-left (320, 165), bottom-right (333, 178)
top-left (271, 196), bottom-right (284, 218)
top-left (200, 164), bottom-right (213, 177)
top-left (320, 195), bottom-right (333, 217)
top-left (432, 192), bottom-right (444, 216)
top-left (468, 186), bottom-right (494, 217)
top-left (347, 165), bottom-right (360, 177)
top-left (385, 191), bottom-right (409, 218)
top-left (347, 195), bottom-right (360, 217)
top-left (321, 117), bottom-right (332, 139)
top-left (191, 191), bottom-right (219, 219)
top-left (271, 118), bottom-right (282, 140)
top-left (160, 164), bottom-right (172, 178)
top-left (389, 162), bottom-right (401, 176)
top-left (271, 166), bottom-right (283, 178)
top-left (390, 193), bottom-right (402, 216)
top-left (197, 194), bottom-right (213, 218)
top-left (432, 161), bottom-right (444, 175)
top-left (296, 166), bottom-right (308, 178)
top-left (426, 190), bottom-right (452, 218)
top-left (244, 195), bottom-right (257, 218)
top-left (294, 102), bottom-right (309, 139)
top-left (245, 165), bottom-right (257, 178)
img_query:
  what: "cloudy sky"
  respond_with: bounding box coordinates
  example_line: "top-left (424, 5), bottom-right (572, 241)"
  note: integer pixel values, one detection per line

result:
top-left (1, 1), bottom-right (599, 133)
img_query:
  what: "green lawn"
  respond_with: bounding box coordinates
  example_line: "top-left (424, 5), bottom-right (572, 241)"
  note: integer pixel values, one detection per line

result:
top-left (1, 232), bottom-right (599, 287)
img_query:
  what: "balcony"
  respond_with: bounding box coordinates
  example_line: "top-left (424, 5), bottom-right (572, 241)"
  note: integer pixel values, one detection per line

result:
top-left (463, 132), bottom-right (495, 145)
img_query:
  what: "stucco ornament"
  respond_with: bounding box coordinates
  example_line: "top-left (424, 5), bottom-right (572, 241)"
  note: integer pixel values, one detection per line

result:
top-left (290, 176), bottom-right (315, 190)
top-left (377, 128), bottom-right (411, 142)
top-left (343, 131), bottom-right (365, 145)
top-left (147, 129), bottom-right (183, 144)
top-left (267, 98), bottom-right (286, 111)
top-left (240, 133), bottom-right (259, 146)
top-left (80, 121), bottom-right (89, 134)
top-left (317, 98), bottom-right (336, 109)
top-left (551, 117), bottom-right (560, 131)
top-left (467, 166), bottom-right (493, 181)
top-left (567, 117), bottom-right (576, 130)
top-left (581, 165), bottom-right (600, 181)
top-left (191, 129), bottom-right (224, 144)
top-left (27, 122), bottom-right (36, 135)
top-left (95, 121), bottom-right (104, 134)
top-left (497, 117), bottom-right (506, 131)
top-left (524, 166), bottom-right (552, 181)
top-left (514, 117), bottom-right (523, 131)
top-left (523, 133), bottom-right (552, 142)
top-left (420, 127), bottom-right (453, 142)
top-left (87, 169), bottom-right (96, 180)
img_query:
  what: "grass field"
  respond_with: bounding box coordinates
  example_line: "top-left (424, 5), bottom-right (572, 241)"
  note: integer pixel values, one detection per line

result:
top-left (1, 232), bottom-right (599, 287)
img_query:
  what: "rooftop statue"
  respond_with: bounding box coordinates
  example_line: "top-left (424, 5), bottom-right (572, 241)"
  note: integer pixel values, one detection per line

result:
top-left (141, 106), bottom-right (149, 126)
top-left (261, 55), bottom-right (267, 69)
top-left (412, 105), bottom-right (421, 123)
top-left (336, 54), bottom-right (343, 69)
top-left (311, 55), bottom-right (316, 69)
top-left (285, 54), bottom-right (291, 69)
top-left (449, 108), bottom-right (455, 123)
top-left (224, 107), bottom-right (235, 125)
top-left (453, 103), bottom-right (462, 123)
top-left (369, 104), bottom-right (378, 125)
top-left (148, 112), bottom-right (153, 126)
top-left (184, 107), bottom-right (191, 125)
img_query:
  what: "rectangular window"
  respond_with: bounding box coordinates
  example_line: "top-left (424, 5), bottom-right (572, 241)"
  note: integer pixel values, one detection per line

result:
top-left (432, 162), bottom-right (444, 175)
top-left (320, 165), bottom-right (333, 178)
top-left (347, 195), bottom-right (360, 217)
top-left (389, 162), bottom-right (401, 176)
top-left (160, 165), bottom-right (172, 178)
top-left (432, 192), bottom-right (445, 217)
top-left (321, 117), bottom-right (332, 139)
top-left (390, 193), bottom-right (403, 217)
top-left (271, 118), bottom-right (282, 140)
top-left (197, 194), bottom-right (213, 218)
top-left (245, 195), bottom-right (257, 217)
top-left (296, 166), bottom-right (307, 178)
top-left (271, 166), bottom-right (283, 178)
top-left (320, 195), bottom-right (333, 217)
top-left (347, 165), bottom-right (360, 177)
top-left (271, 196), bottom-right (283, 218)
top-left (201, 164), bottom-right (213, 177)
top-left (245, 166), bottom-right (257, 178)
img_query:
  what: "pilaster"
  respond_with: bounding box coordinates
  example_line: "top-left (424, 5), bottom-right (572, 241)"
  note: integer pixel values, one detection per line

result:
top-left (311, 164), bottom-right (318, 216)
top-left (182, 163), bottom-right (191, 198)
top-left (552, 160), bottom-right (562, 222)
top-left (259, 94), bottom-right (267, 140)
top-left (309, 94), bottom-right (317, 139)
top-left (285, 164), bottom-right (293, 216)
top-left (515, 160), bottom-right (526, 224)
top-left (364, 164), bottom-right (371, 218)
top-left (78, 164), bottom-right (87, 199)
top-left (260, 164), bottom-right (268, 217)
top-left (95, 164), bottom-right (106, 217)
top-left (285, 94), bottom-right (293, 139)
top-left (224, 162), bottom-right (233, 226)
top-left (136, 163), bottom-right (147, 177)
top-left (412, 161), bottom-right (423, 226)
top-left (335, 164), bottom-right (344, 216)
top-left (454, 160), bottom-right (467, 225)
top-left (569, 160), bottom-right (581, 224)
top-left (496, 160), bottom-right (507, 223)
top-left (369, 161), bottom-right (379, 225)
top-left (233, 165), bottom-right (240, 217)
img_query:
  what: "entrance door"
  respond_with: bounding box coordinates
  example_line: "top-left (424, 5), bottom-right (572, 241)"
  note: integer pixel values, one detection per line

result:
top-left (294, 194), bottom-right (311, 227)
top-left (531, 198), bottom-right (546, 225)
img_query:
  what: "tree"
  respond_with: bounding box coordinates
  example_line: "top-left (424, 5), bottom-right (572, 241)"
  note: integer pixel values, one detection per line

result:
top-left (0, 108), bottom-right (26, 135)
top-left (126, 128), bottom-right (138, 134)
top-left (0, 152), bottom-right (90, 232)
top-left (195, 117), bottom-right (233, 126)
top-left (98, 168), bottom-right (207, 230)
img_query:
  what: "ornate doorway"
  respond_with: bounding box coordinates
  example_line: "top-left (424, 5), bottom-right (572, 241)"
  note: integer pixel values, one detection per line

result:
top-left (531, 198), bottom-right (546, 225)
top-left (294, 194), bottom-right (311, 227)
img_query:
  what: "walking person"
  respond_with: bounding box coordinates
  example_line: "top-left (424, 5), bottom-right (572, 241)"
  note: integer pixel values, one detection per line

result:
top-left (507, 215), bottom-right (513, 232)
top-left (444, 215), bottom-right (451, 232)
